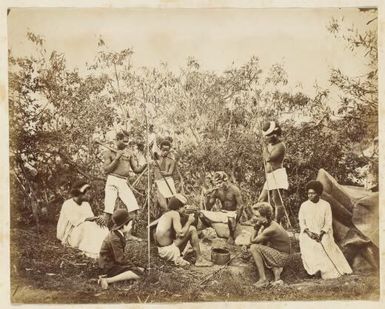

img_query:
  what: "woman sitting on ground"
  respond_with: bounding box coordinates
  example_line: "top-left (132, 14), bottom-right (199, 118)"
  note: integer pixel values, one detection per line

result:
top-left (249, 202), bottom-right (291, 288)
top-left (56, 181), bottom-right (108, 258)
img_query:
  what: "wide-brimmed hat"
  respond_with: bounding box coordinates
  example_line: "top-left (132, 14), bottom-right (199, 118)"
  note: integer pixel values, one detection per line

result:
top-left (262, 121), bottom-right (279, 136)
top-left (111, 209), bottom-right (133, 230)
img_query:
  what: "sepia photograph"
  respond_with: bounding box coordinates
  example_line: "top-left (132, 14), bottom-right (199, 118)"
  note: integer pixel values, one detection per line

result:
top-left (2, 0), bottom-right (382, 305)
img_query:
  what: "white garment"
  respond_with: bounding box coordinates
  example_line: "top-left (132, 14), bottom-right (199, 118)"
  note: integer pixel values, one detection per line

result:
top-left (263, 167), bottom-right (289, 190)
top-left (57, 199), bottom-right (108, 259)
top-left (200, 210), bottom-right (237, 224)
top-left (155, 177), bottom-right (176, 198)
top-left (298, 199), bottom-right (352, 279)
top-left (104, 175), bottom-right (140, 214)
top-left (158, 243), bottom-right (190, 266)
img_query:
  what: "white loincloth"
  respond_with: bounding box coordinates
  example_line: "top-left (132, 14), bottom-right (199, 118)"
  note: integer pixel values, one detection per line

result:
top-left (104, 175), bottom-right (139, 214)
top-left (155, 177), bottom-right (176, 198)
top-left (263, 167), bottom-right (289, 190)
top-left (158, 243), bottom-right (190, 266)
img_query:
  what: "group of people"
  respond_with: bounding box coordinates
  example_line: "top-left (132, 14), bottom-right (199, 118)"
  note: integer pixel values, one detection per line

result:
top-left (56, 120), bottom-right (370, 290)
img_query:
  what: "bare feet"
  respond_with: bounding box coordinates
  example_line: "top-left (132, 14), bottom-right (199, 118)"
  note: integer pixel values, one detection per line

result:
top-left (253, 279), bottom-right (269, 288)
top-left (126, 234), bottom-right (143, 242)
top-left (195, 257), bottom-right (214, 267)
top-left (271, 279), bottom-right (284, 286)
top-left (175, 257), bottom-right (190, 267)
top-left (98, 276), bottom-right (108, 290)
top-left (272, 267), bottom-right (283, 281)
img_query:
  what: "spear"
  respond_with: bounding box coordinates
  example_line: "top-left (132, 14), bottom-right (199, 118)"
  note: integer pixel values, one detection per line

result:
top-left (144, 101), bottom-right (152, 274)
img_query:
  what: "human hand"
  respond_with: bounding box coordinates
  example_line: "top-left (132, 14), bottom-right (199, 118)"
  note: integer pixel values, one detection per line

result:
top-left (95, 215), bottom-right (105, 226)
top-left (187, 214), bottom-right (195, 223)
top-left (316, 231), bottom-right (326, 242)
top-left (96, 213), bottom-right (111, 227)
top-left (115, 150), bottom-right (124, 159)
top-left (310, 232), bottom-right (320, 241)
top-left (305, 229), bottom-right (317, 240)
top-left (262, 144), bottom-right (269, 158)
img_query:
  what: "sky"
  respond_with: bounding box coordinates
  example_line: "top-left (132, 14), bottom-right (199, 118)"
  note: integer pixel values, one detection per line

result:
top-left (7, 7), bottom-right (377, 97)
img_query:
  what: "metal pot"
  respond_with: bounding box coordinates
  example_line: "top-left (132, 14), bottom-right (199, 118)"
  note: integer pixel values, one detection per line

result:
top-left (211, 248), bottom-right (230, 265)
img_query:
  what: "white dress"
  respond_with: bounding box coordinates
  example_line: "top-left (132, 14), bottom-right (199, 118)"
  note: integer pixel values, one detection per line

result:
top-left (298, 199), bottom-right (352, 279)
top-left (57, 198), bottom-right (108, 258)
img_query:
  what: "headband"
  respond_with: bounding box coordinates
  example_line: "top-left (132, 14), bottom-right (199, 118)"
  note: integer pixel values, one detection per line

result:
top-left (79, 184), bottom-right (90, 193)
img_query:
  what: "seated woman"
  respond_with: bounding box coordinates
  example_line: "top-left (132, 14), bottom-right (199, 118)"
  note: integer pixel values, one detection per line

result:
top-left (299, 180), bottom-right (352, 279)
top-left (56, 181), bottom-right (108, 258)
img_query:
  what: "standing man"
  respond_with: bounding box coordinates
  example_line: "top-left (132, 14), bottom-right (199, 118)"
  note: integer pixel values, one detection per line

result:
top-left (202, 171), bottom-right (247, 244)
top-left (99, 132), bottom-right (147, 230)
top-left (154, 140), bottom-right (177, 212)
top-left (258, 121), bottom-right (288, 225)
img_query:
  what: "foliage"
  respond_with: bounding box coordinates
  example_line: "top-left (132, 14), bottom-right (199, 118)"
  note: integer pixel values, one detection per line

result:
top-left (9, 9), bottom-right (377, 228)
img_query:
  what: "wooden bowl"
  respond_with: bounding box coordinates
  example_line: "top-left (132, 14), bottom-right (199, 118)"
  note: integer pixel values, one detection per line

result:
top-left (211, 248), bottom-right (230, 265)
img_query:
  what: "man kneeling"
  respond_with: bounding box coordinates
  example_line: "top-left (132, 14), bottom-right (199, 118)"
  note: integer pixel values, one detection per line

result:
top-left (249, 202), bottom-right (291, 287)
top-left (155, 194), bottom-right (213, 267)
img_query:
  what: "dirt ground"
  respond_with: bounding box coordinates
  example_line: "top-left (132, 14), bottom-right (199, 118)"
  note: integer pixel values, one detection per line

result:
top-left (10, 224), bottom-right (380, 304)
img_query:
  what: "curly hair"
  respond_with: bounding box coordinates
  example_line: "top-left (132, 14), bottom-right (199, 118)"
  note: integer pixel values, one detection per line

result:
top-left (168, 196), bottom-right (185, 210)
top-left (305, 180), bottom-right (324, 195)
top-left (252, 202), bottom-right (274, 222)
top-left (70, 181), bottom-right (90, 197)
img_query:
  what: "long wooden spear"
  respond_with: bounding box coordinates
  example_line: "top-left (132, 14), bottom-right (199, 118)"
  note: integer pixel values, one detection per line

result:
top-left (144, 101), bottom-right (151, 273)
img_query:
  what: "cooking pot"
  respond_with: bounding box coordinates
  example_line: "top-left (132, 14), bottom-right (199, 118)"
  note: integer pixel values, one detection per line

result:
top-left (211, 248), bottom-right (230, 265)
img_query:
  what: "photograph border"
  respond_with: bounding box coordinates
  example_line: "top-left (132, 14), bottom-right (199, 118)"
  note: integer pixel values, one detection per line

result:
top-left (1, 0), bottom-right (384, 308)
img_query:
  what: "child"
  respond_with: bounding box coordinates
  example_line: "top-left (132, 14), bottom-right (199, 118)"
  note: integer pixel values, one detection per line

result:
top-left (98, 209), bottom-right (144, 289)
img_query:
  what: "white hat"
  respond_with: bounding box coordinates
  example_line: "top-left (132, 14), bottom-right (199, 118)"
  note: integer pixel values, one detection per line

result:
top-left (262, 121), bottom-right (277, 136)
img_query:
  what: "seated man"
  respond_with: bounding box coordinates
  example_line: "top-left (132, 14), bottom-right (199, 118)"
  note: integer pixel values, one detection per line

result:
top-left (154, 194), bottom-right (213, 267)
top-left (57, 181), bottom-right (109, 259)
top-left (201, 171), bottom-right (250, 244)
top-left (249, 202), bottom-right (291, 287)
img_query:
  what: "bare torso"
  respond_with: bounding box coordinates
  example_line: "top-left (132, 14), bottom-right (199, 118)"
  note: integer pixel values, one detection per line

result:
top-left (155, 211), bottom-right (178, 247)
top-left (105, 150), bottom-right (132, 177)
top-left (265, 141), bottom-right (285, 173)
top-left (154, 156), bottom-right (176, 180)
top-left (262, 221), bottom-right (290, 253)
top-left (213, 184), bottom-right (240, 211)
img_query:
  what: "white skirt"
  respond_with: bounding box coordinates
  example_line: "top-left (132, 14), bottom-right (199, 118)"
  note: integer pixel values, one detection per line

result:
top-left (263, 167), bottom-right (289, 190)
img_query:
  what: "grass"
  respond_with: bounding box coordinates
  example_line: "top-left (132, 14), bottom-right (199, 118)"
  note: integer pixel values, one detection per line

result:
top-left (10, 222), bottom-right (380, 304)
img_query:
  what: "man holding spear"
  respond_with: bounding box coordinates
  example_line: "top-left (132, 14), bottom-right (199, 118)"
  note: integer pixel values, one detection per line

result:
top-left (98, 131), bottom-right (147, 232)
top-left (153, 139), bottom-right (177, 213)
top-left (258, 121), bottom-right (289, 225)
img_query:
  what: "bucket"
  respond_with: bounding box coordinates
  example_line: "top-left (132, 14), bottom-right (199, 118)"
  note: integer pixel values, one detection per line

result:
top-left (211, 248), bottom-right (231, 265)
